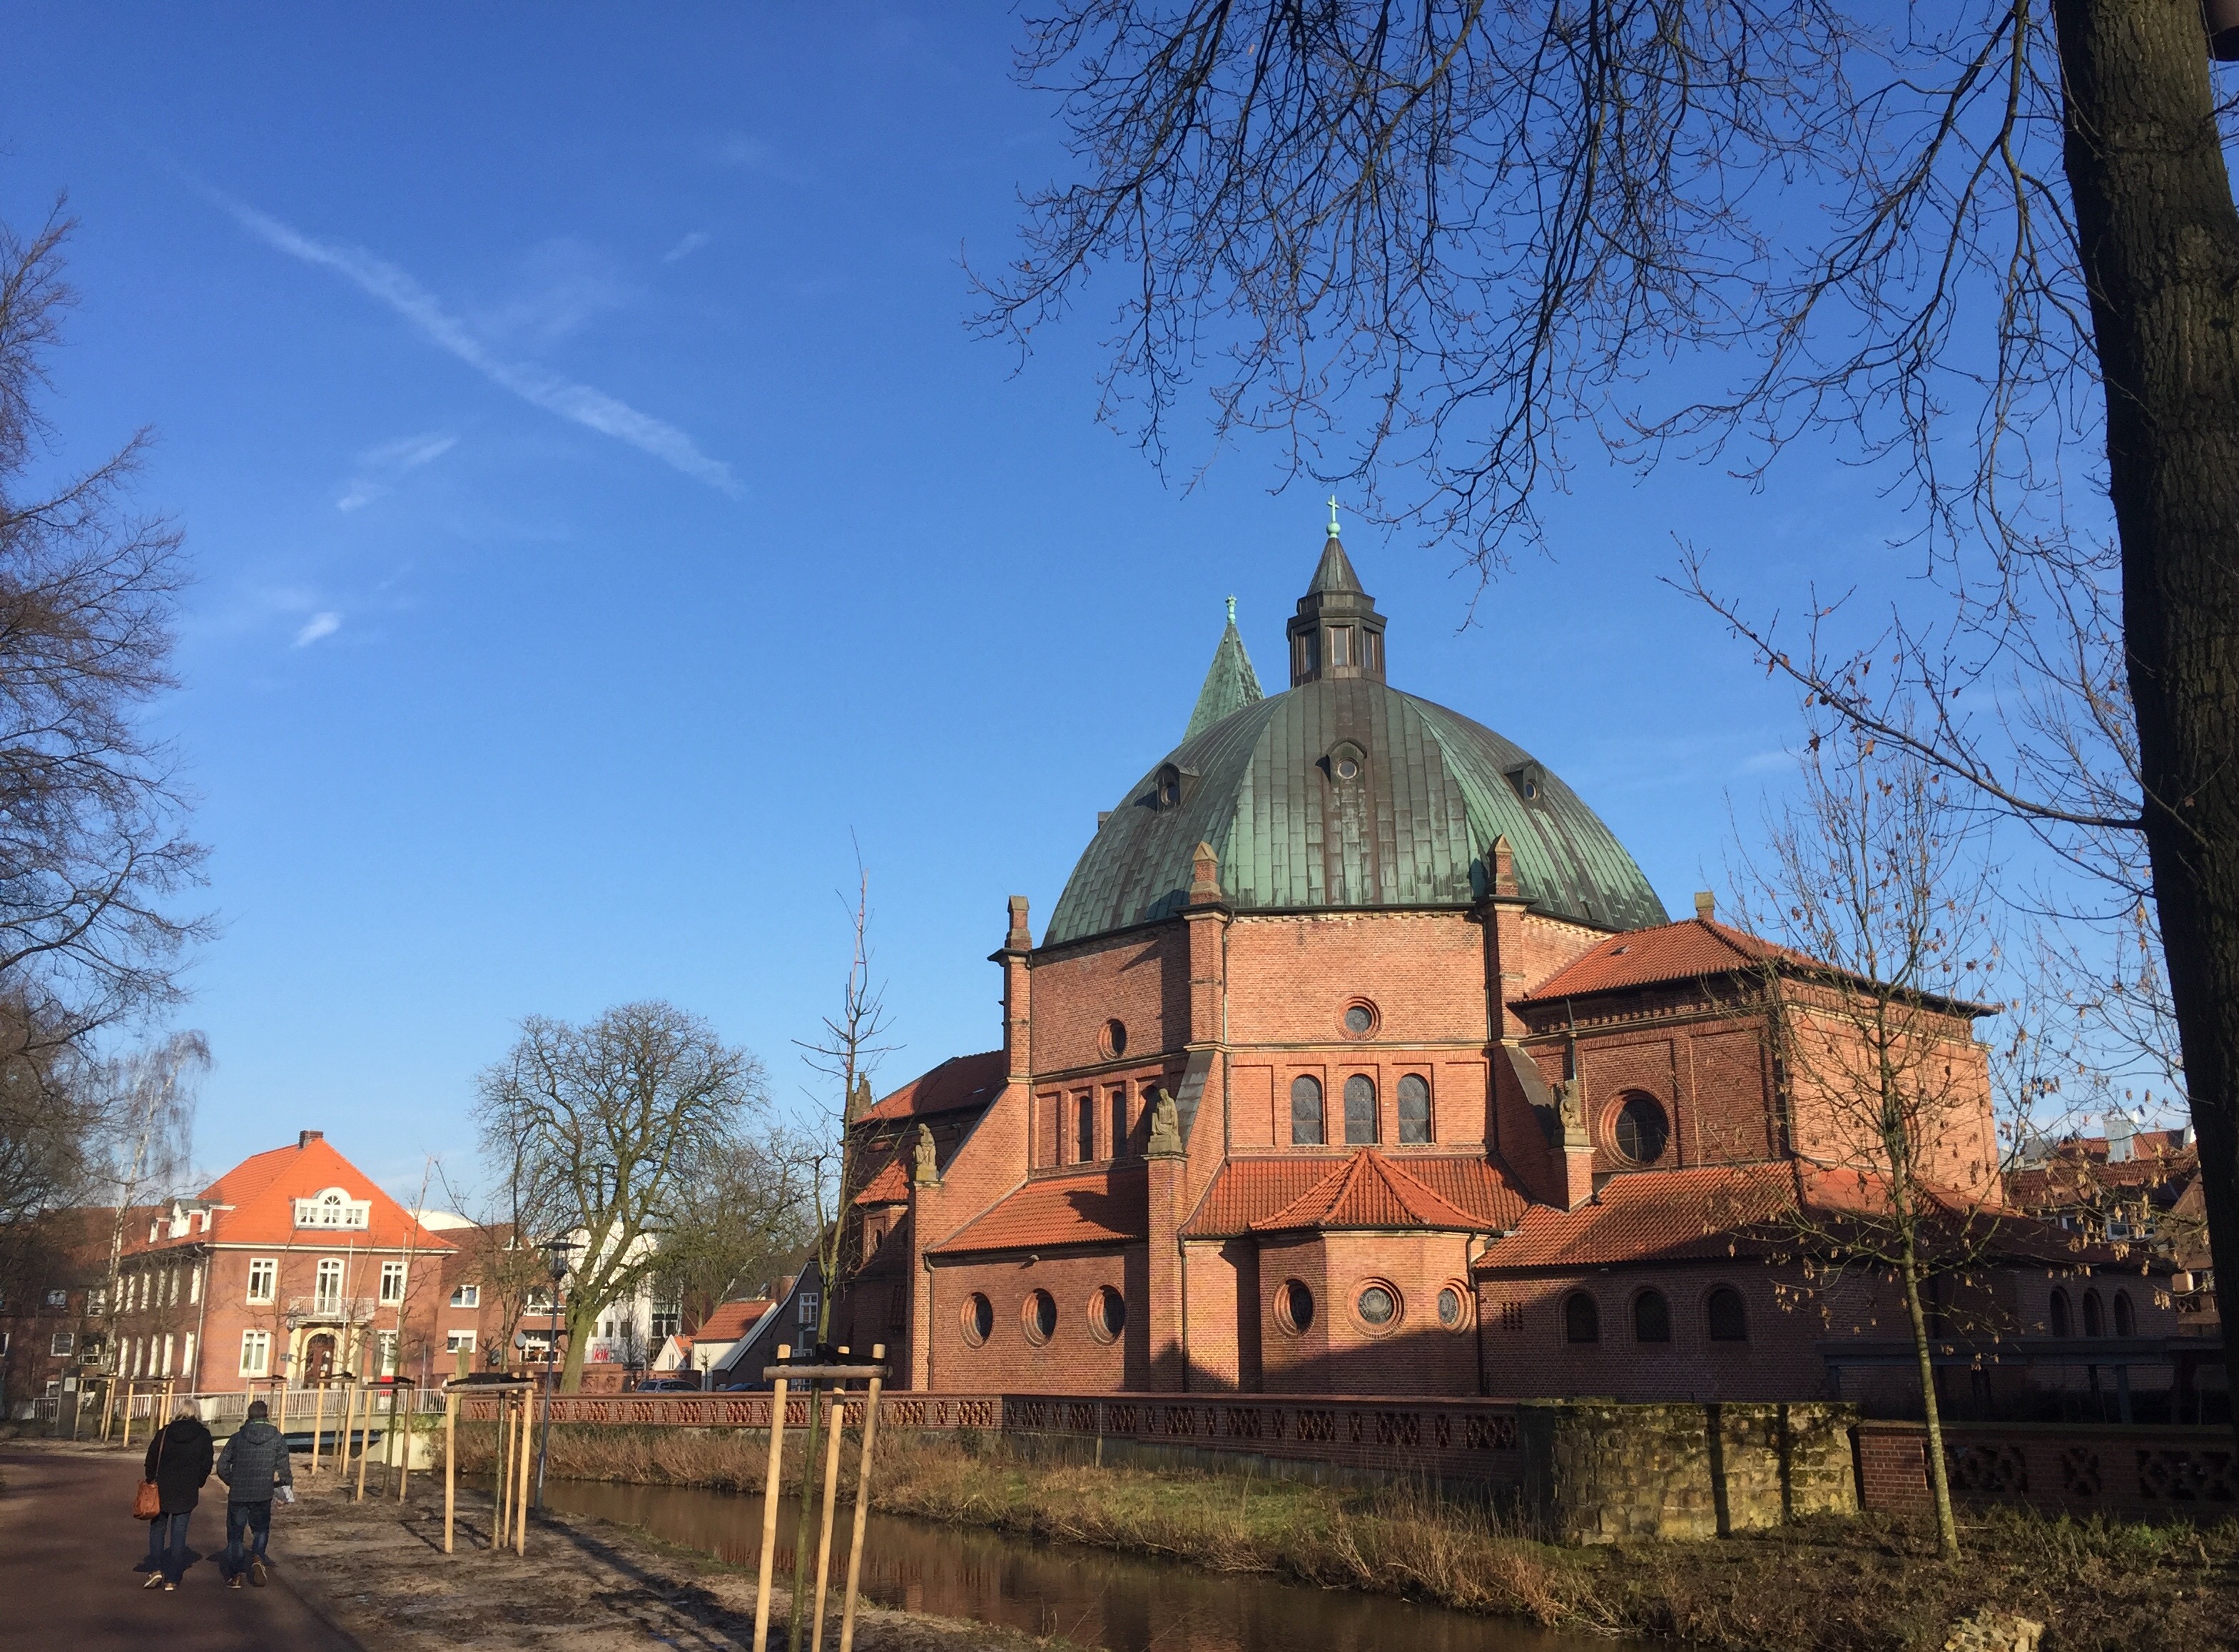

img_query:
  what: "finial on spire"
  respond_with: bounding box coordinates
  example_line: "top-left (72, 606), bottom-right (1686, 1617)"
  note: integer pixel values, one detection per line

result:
top-left (1326, 493), bottom-right (1341, 539)
top-left (1225, 594), bottom-right (1237, 626)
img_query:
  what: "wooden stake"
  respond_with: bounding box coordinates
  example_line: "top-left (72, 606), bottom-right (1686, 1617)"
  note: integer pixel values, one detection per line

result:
top-left (442, 1386), bottom-right (458, 1556)
top-left (512, 1389), bottom-right (533, 1556)
top-left (495, 1392), bottom-right (512, 1543)
top-left (396, 1385), bottom-right (411, 1502)
top-left (836, 1345), bottom-right (885, 1652)
top-left (810, 1387), bottom-right (846, 1652)
top-left (119, 1382), bottom-right (136, 1452)
top-left (97, 1373), bottom-right (117, 1443)
top-left (275, 1377), bottom-right (290, 1434)
top-left (354, 1385), bottom-right (373, 1503)
top-left (751, 1345), bottom-right (792, 1652)
top-left (309, 1382), bottom-right (326, 1475)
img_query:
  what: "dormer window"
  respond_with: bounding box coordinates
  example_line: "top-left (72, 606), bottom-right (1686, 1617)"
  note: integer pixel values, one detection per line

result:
top-left (293, 1188), bottom-right (371, 1230)
top-left (1506, 762), bottom-right (1547, 805)
top-left (1149, 763), bottom-right (1197, 812)
top-left (1324, 740), bottom-right (1366, 784)
top-left (1329, 626), bottom-right (1354, 668)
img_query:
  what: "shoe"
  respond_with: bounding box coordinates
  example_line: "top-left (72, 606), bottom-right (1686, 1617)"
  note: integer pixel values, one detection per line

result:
top-left (162, 1581), bottom-right (176, 1592)
top-left (249, 1559), bottom-right (267, 1588)
top-left (228, 1576), bottom-right (243, 1590)
top-left (141, 1574), bottom-right (163, 1590)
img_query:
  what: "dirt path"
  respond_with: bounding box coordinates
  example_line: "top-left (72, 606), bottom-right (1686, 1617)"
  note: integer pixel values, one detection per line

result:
top-left (0, 1442), bottom-right (361, 1652)
top-left (4, 1441), bottom-right (1057, 1652)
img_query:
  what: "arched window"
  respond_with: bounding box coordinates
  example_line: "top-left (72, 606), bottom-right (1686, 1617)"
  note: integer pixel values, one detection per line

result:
top-left (2048, 1288), bottom-right (2071, 1337)
top-left (1564, 1292), bottom-right (1600, 1344)
top-left (1613, 1096), bottom-right (1670, 1165)
top-left (2112, 1290), bottom-right (2135, 1337)
top-left (1290, 1076), bottom-right (1324, 1146)
top-left (2082, 1290), bottom-right (2104, 1337)
top-left (1707, 1286), bottom-right (1749, 1342)
top-left (1397, 1074), bottom-right (1431, 1144)
top-left (1344, 1074), bottom-right (1379, 1143)
top-left (1076, 1094), bottom-right (1096, 1163)
top-left (1633, 1290), bottom-right (1672, 1344)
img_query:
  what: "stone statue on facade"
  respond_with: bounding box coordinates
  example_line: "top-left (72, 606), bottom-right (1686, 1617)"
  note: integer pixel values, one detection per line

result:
top-left (1145, 1087), bottom-right (1183, 1156)
top-left (911, 1121), bottom-right (940, 1188)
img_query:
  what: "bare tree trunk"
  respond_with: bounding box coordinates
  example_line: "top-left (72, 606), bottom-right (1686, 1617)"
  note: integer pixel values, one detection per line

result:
top-left (2051, 0), bottom-right (2239, 1432)
top-left (1894, 1200), bottom-right (1961, 1560)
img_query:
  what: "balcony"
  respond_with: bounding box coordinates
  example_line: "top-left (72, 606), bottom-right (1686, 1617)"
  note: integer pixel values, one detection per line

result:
top-left (284, 1295), bottom-right (379, 1327)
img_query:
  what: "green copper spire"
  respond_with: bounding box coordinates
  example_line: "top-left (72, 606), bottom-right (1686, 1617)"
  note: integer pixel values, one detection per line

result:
top-left (1184, 598), bottom-right (1265, 741)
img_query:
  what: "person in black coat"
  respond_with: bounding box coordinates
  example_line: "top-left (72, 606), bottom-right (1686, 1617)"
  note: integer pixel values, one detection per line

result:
top-left (139, 1404), bottom-right (214, 1590)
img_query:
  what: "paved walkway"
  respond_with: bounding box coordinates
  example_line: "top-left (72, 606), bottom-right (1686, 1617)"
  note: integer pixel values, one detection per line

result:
top-left (0, 1444), bottom-right (360, 1652)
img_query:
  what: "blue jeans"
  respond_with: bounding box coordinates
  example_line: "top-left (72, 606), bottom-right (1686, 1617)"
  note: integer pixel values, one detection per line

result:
top-left (222, 1501), bottom-right (272, 1579)
top-left (143, 1509), bottom-right (191, 1580)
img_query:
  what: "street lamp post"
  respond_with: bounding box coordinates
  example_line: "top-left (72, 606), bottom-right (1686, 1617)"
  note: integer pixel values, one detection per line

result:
top-left (533, 1238), bottom-right (576, 1511)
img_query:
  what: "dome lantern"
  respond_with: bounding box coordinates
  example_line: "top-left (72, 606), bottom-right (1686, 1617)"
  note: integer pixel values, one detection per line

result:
top-left (1286, 513), bottom-right (1387, 687)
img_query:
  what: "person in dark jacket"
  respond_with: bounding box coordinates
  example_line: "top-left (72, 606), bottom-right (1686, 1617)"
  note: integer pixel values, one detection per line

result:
top-left (215, 1399), bottom-right (295, 1587)
top-left (140, 1402), bottom-right (214, 1591)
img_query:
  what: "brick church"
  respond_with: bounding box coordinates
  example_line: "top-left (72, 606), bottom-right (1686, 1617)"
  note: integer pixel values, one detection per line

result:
top-left (835, 527), bottom-right (2173, 1403)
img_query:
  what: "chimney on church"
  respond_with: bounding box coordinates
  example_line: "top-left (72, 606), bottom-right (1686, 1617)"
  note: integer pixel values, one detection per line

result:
top-left (1694, 891), bottom-right (1715, 920)
top-left (298, 1130), bottom-right (324, 1149)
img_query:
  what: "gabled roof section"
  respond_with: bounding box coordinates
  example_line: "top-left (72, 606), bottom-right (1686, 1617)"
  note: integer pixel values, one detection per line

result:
top-left (1184, 599), bottom-right (1266, 741)
top-left (1481, 1163), bottom-right (1797, 1270)
top-left (687, 1298), bottom-right (773, 1345)
top-left (932, 1166), bottom-right (1147, 1254)
top-left (1519, 917), bottom-right (1784, 1003)
top-left (1184, 1153), bottom-right (1527, 1238)
top-left (861, 1051), bottom-right (1005, 1125)
top-left (131, 1135), bottom-right (455, 1256)
top-left (852, 1158), bottom-right (911, 1206)
top-left (1251, 1150), bottom-right (1491, 1233)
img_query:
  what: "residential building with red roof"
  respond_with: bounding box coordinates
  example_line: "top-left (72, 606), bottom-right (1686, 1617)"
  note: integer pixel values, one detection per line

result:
top-left (826, 533), bottom-right (2181, 1414)
top-left (107, 1130), bottom-right (476, 1393)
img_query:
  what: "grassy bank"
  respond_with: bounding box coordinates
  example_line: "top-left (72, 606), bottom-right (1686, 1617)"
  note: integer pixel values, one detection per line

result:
top-left (446, 1423), bottom-right (2239, 1651)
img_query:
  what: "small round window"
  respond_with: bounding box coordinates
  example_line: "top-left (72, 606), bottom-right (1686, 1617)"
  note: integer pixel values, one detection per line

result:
top-left (1356, 1281), bottom-right (1401, 1332)
top-left (1023, 1288), bottom-right (1058, 1346)
top-left (1335, 756), bottom-right (1360, 780)
top-left (960, 1292), bottom-right (994, 1347)
top-left (1436, 1285), bottom-right (1467, 1330)
top-left (1101, 1019), bottom-right (1128, 1059)
top-left (1613, 1095), bottom-right (1670, 1165)
top-left (1341, 999), bottom-right (1379, 1037)
top-left (1274, 1279), bottom-right (1315, 1335)
top-left (1090, 1285), bottom-right (1126, 1344)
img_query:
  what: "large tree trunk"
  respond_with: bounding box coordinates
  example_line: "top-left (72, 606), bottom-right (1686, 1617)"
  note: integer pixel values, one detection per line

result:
top-left (2051, 0), bottom-right (2239, 1420)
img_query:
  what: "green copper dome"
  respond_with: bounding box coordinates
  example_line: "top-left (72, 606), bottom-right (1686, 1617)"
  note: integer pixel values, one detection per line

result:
top-left (1043, 541), bottom-right (1668, 947)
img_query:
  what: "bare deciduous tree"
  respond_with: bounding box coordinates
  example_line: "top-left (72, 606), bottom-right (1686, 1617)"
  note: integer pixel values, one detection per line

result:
top-left (472, 1001), bottom-right (766, 1391)
top-left (650, 1130), bottom-right (818, 1332)
top-left (983, 1), bottom-right (2239, 1426)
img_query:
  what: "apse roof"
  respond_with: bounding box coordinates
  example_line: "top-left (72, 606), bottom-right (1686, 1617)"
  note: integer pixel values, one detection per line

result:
top-left (1183, 1153), bottom-right (1527, 1237)
top-left (931, 1166), bottom-right (1149, 1253)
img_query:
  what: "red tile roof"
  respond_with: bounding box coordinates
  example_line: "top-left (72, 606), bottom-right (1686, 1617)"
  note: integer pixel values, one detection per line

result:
top-left (128, 1136), bottom-right (455, 1256)
top-left (932, 1166), bottom-right (1147, 1253)
top-left (863, 1051), bottom-right (1006, 1124)
top-left (852, 1158), bottom-right (911, 1206)
top-left (1251, 1151), bottom-right (1490, 1233)
top-left (1479, 1162), bottom-right (1800, 1269)
top-left (686, 1299), bottom-right (773, 1345)
top-left (1519, 917), bottom-right (1785, 1002)
top-left (1184, 1153), bottom-right (1527, 1238)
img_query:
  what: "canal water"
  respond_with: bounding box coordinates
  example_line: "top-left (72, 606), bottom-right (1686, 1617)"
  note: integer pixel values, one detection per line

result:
top-left (532, 1477), bottom-right (1605, 1652)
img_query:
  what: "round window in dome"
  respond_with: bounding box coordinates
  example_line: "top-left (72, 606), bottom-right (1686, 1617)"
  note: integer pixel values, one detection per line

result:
top-left (961, 1292), bottom-right (994, 1347)
top-left (1436, 1285), bottom-right (1468, 1330)
top-left (1356, 1281), bottom-right (1401, 1331)
top-left (1274, 1279), bottom-right (1315, 1335)
top-left (1336, 757), bottom-right (1360, 781)
top-left (1022, 1288), bottom-right (1059, 1345)
top-left (1613, 1095), bottom-right (1670, 1165)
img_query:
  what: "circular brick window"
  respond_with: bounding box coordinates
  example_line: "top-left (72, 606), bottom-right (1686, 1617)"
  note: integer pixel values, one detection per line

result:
top-left (1354, 1280), bottom-right (1401, 1333)
top-left (1022, 1288), bottom-right (1059, 1346)
top-left (1341, 999), bottom-right (1379, 1038)
top-left (1089, 1285), bottom-right (1125, 1344)
top-left (960, 1292), bottom-right (994, 1348)
top-left (1274, 1279), bottom-right (1315, 1335)
top-left (1613, 1095), bottom-right (1669, 1165)
top-left (1436, 1284), bottom-right (1468, 1330)
top-left (1101, 1019), bottom-right (1128, 1059)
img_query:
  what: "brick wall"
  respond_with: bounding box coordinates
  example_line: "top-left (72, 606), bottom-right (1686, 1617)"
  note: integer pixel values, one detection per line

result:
top-left (1857, 1419), bottom-right (2236, 1521)
top-left (923, 1247), bottom-right (1146, 1393)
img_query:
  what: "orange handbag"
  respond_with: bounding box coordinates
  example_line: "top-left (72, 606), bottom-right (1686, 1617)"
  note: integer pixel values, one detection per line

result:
top-left (134, 1430), bottom-right (165, 1519)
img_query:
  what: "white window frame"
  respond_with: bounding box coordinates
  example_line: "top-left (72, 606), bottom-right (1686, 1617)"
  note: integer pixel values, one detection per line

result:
top-left (314, 1258), bottom-right (345, 1314)
top-left (797, 1290), bottom-right (820, 1328)
top-left (445, 1330), bottom-right (476, 1355)
top-left (240, 1329), bottom-right (271, 1377)
top-left (160, 1333), bottom-right (173, 1377)
top-left (379, 1261), bottom-right (407, 1305)
top-left (375, 1329), bottom-right (398, 1376)
top-left (293, 1188), bottom-right (371, 1230)
top-left (51, 1331), bottom-right (73, 1357)
top-left (247, 1258), bottom-right (278, 1305)
top-left (188, 1264), bottom-right (200, 1305)
top-left (183, 1333), bottom-right (195, 1381)
top-left (450, 1283), bottom-right (479, 1308)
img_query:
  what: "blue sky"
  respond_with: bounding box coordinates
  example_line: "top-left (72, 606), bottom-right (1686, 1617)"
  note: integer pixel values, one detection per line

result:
top-left (4, 6), bottom-right (1956, 1200)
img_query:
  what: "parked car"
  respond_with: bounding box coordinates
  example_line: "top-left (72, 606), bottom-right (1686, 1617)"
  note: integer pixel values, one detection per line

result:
top-left (632, 1375), bottom-right (701, 1393)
